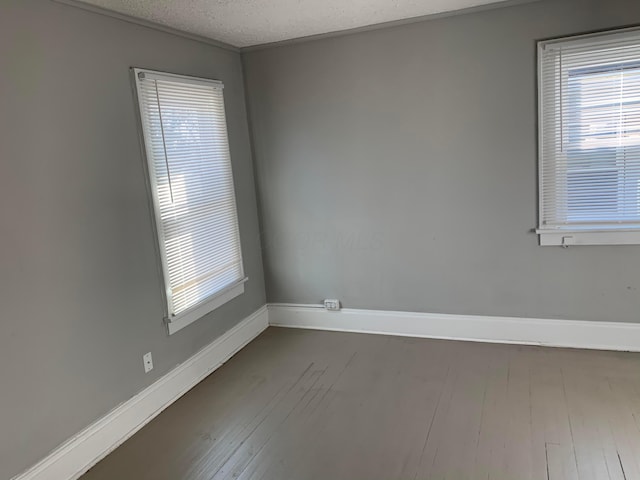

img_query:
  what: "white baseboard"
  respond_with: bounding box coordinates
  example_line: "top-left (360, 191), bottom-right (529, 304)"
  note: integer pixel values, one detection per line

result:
top-left (267, 304), bottom-right (640, 352)
top-left (12, 306), bottom-right (269, 480)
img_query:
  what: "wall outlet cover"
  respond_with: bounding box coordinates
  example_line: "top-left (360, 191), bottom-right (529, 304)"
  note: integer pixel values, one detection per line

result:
top-left (323, 299), bottom-right (341, 311)
top-left (143, 352), bottom-right (153, 373)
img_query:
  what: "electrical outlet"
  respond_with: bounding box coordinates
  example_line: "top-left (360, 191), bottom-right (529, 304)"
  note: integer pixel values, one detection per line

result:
top-left (324, 299), bottom-right (341, 311)
top-left (143, 352), bottom-right (153, 373)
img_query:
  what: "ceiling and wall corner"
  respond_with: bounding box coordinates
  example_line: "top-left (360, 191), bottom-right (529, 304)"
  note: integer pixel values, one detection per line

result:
top-left (66, 0), bottom-right (520, 47)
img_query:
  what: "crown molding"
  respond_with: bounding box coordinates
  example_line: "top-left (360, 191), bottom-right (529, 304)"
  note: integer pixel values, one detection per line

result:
top-left (51, 0), bottom-right (239, 52)
top-left (240, 0), bottom-right (541, 52)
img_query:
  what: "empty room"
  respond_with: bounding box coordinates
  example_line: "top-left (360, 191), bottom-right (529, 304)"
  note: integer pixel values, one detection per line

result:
top-left (4, 0), bottom-right (640, 479)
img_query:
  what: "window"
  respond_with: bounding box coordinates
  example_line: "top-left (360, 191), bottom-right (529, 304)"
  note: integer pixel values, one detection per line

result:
top-left (134, 69), bottom-right (245, 334)
top-left (538, 28), bottom-right (640, 246)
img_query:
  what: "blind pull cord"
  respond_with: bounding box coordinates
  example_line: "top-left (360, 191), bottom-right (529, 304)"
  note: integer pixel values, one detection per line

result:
top-left (154, 80), bottom-right (175, 204)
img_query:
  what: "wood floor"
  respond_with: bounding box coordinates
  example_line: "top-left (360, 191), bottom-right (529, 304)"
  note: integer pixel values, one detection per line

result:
top-left (81, 327), bottom-right (640, 480)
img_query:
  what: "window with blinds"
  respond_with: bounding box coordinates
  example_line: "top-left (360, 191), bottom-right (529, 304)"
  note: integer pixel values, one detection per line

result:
top-left (134, 69), bottom-right (245, 334)
top-left (538, 28), bottom-right (640, 246)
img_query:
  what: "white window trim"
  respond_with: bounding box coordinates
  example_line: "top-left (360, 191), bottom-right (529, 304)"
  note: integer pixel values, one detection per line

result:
top-left (537, 27), bottom-right (640, 246)
top-left (132, 68), bottom-right (247, 334)
top-left (166, 279), bottom-right (247, 335)
top-left (537, 228), bottom-right (640, 247)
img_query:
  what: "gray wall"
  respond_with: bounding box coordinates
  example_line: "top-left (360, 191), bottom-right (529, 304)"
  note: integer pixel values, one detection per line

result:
top-left (243, 0), bottom-right (640, 323)
top-left (0, 1), bottom-right (265, 478)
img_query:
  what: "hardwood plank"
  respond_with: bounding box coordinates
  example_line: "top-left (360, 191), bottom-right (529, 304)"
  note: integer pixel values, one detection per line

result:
top-left (529, 352), bottom-right (579, 480)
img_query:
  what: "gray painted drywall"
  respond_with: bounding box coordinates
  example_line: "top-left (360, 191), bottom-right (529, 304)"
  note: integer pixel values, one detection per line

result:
top-left (243, 0), bottom-right (640, 323)
top-left (0, 1), bottom-right (265, 478)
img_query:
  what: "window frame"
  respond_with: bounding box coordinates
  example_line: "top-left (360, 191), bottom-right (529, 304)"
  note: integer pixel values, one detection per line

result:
top-left (132, 68), bottom-right (247, 334)
top-left (537, 28), bottom-right (640, 246)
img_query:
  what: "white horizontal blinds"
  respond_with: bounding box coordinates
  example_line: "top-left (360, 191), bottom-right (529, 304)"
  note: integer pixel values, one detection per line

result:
top-left (540, 30), bottom-right (640, 230)
top-left (136, 70), bottom-right (243, 318)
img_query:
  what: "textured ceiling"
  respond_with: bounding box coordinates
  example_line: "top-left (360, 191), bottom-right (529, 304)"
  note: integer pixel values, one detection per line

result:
top-left (76, 0), bottom-right (511, 48)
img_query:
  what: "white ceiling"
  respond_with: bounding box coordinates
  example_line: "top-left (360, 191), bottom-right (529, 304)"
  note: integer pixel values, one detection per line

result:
top-left (77, 0), bottom-right (511, 48)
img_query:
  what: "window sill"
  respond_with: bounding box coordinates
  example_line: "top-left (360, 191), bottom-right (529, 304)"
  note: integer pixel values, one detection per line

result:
top-left (166, 278), bottom-right (248, 335)
top-left (537, 229), bottom-right (640, 246)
